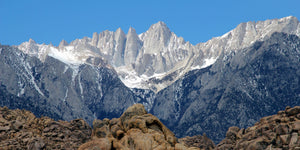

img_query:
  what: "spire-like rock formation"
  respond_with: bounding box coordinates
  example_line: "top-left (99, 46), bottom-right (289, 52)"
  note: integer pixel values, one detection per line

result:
top-left (28, 38), bottom-right (36, 44)
top-left (91, 32), bottom-right (99, 46)
top-left (124, 27), bottom-right (142, 66)
top-left (58, 39), bottom-right (68, 49)
top-left (112, 28), bottom-right (126, 67)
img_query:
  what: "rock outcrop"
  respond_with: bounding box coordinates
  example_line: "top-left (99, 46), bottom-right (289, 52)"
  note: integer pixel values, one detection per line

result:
top-left (216, 106), bottom-right (300, 150)
top-left (79, 104), bottom-right (211, 150)
top-left (178, 134), bottom-right (215, 150)
top-left (0, 106), bottom-right (92, 149)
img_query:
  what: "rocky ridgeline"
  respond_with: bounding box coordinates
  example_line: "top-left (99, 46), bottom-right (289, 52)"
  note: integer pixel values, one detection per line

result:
top-left (0, 106), bottom-right (92, 149)
top-left (216, 106), bottom-right (300, 150)
top-left (79, 104), bottom-right (214, 150)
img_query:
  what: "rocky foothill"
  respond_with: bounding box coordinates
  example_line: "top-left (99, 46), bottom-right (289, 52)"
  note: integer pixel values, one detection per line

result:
top-left (1, 104), bottom-right (300, 150)
top-left (0, 106), bottom-right (92, 149)
top-left (216, 106), bottom-right (300, 150)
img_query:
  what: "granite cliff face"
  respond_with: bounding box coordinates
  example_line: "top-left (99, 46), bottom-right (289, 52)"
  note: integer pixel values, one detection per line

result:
top-left (152, 32), bottom-right (300, 143)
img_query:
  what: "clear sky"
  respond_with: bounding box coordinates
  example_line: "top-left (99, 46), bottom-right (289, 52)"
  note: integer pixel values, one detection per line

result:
top-left (1, 0), bottom-right (299, 46)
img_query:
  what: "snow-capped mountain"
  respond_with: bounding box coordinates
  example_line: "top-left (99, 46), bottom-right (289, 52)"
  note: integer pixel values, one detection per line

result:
top-left (2, 16), bottom-right (300, 143)
top-left (17, 16), bottom-right (300, 92)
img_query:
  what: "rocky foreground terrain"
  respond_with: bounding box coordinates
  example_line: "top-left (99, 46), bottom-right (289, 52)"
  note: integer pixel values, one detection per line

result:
top-left (0, 104), bottom-right (299, 149)
top-left (216, 106), bottom-right (300, 150)
top-left (0, 106), bottom-right (92, 149)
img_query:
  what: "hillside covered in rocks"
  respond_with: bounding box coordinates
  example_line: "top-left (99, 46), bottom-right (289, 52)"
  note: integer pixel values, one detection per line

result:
top-left (0, 106), bottom-right (92, 149)
top-left (216, 106), bottom-right (300, 149)
top-left (0, 104), bottom-right (299, 149)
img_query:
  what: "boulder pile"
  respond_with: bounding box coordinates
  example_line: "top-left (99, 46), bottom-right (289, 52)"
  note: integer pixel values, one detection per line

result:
top-left (216, 106), bottom-right (300, 149)
top-left (0, 106), bottom-right (92, 149)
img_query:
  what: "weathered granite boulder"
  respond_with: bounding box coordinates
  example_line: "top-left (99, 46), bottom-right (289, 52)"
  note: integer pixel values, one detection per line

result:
top-left (79, 104), bottom-right (201, 150)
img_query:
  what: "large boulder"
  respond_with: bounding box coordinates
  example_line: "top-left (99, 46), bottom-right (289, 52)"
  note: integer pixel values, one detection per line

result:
top-left (79, 104), bottom-right (203, 150)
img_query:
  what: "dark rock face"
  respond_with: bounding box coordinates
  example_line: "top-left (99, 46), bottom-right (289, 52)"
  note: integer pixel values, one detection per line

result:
top-left (0, 45), bottom-right (146, 124)
top-left (0, 106), bottom-right (92, 149)
top-left (151, 32), bottom-right (300, 143)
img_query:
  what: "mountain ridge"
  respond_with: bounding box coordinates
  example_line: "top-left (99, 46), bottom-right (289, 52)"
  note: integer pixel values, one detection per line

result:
top-left (17, 16), bottom-right (300, 92)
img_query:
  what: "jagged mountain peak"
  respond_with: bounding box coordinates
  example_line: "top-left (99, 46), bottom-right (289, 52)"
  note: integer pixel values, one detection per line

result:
top-left (148, 21), bottom-right (171, 34)
top-left (115, 27), bottom-right (123, 33)
top-left (58, 39), bottom-right (68, 48)
top-left (127, 26), bottom-right (137, 34)
top-left (151, 21), bottom-right (168, 29)
top-left (28, 38), bottom-right (36, 44)
top-left (278, 15), bottom-right (299, 22)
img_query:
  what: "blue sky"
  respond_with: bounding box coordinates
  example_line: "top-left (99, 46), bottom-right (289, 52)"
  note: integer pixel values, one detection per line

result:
top-left (1, 0), bottom-right (299, 46)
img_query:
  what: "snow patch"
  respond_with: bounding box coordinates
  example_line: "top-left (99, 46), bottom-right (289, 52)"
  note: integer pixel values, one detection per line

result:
top-left (63, 88), bottom-right (68, 102)
top-left (23, 62), bottom-right (45, 96)
top-left (78, 72), bottom-right (84, 98)
top-left (48, 46), bottom-right (84, 65)
top-left (191, 57), bottom-right (217, 70)
top-left (117, 66), bottom-right (167, 89)
top-left (63, 66), bottom-right (69, 74)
